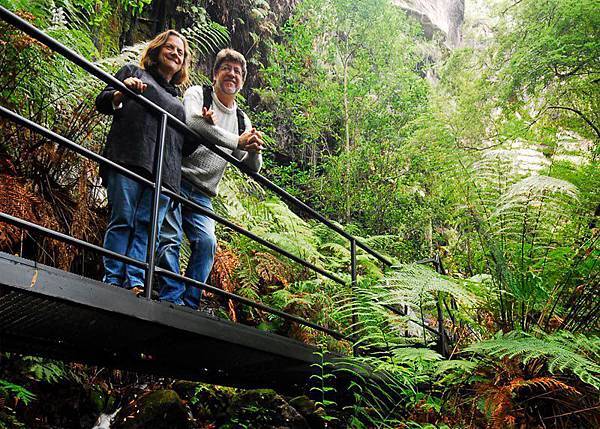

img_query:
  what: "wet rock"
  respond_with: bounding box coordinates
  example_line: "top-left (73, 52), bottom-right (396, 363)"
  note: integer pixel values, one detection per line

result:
top-left (112, 389), bottom-right (192, 429)
top-left (172, 380), bottom-right (199, 399)
top-left (289, 396), bottom-right (326, 429)
top-left (174, 381), bottom-right (232, 424)
top-left (225, 389), bottom-right (309, 429)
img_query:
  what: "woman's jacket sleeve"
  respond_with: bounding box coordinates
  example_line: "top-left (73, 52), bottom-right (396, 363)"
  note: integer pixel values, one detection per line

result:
top-left (95, 65), bottom-right (135, 115)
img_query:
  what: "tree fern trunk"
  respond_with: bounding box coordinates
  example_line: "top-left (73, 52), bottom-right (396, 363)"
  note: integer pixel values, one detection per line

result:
top-left (343, 45), bottom-right (351, 222)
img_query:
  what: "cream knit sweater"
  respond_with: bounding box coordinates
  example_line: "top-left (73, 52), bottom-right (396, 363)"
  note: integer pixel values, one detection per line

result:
top-left (181, 86), bottom-right (262, 197)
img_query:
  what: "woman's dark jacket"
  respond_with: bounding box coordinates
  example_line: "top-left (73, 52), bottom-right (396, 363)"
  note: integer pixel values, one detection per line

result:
top-left (95, 64), bottom-right (196, 193)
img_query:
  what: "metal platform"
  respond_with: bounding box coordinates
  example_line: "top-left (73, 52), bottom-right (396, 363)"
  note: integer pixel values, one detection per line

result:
top-left (0, 252), bottom-right (322, 392)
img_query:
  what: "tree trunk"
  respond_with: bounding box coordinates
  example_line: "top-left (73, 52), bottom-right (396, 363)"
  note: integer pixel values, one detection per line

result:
top-left (343, 44), bottom-right (351, 222)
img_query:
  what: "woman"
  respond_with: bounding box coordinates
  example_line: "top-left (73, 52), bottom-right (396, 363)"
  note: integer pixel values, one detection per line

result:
top-left (95, 30), bottom-right (194, 291)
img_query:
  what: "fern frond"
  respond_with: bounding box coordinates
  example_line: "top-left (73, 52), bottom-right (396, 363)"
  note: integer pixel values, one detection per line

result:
top-left (509, 377), bottom-right (580, 396)
top-left (434, 359), bottom-right (477, 376)
top-left (333, 269), bottom-right (467, 349)
top-left (472, 148), bottom-right (523, 210)
top-left (466, 331), bottom-right (600, 389)
top-left (95, 42), bottom-right (148, 70)
top-left (181, 21), bottom-right (229, 60)
top-left (320, 242), bottom-right (350, 258)
top-left (0, 379), bottom-right (36, 405)
top-left (490, 175), bottom-right (579, 251)
top-left (392, 347), bottom-right (443, 364)
top-left (384, 263), bottom-right (480, 309)
top-left (472, 144), bottom-right (551, 206)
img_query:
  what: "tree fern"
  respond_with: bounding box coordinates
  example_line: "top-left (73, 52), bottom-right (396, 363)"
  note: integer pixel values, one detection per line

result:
top-left (466, 331), bottom-right (600, 389)
top-left (471, 148), bottom-right (522, 217)
top-left (463, 141), bottom-right (587, 329)
top-left (180, 21), bottom-right (229, 60)
top-left (383, 263), bottom-right (480, 309)
top-left (489, 175), bottom-right (579, 256)
top-left (333, 264), bottom-right (481, 353)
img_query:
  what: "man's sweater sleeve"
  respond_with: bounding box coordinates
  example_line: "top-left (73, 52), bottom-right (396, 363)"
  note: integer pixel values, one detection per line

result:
top-left (233, 111), bottom-right (262, 173)
top-left (183, 86), bottom-right (239, 151)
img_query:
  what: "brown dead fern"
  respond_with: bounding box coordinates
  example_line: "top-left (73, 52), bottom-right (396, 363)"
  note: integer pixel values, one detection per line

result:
top-left (210, 246), bottom-right (241, 321)
top-left (254, 251), bottom-right (291, 293)
top-left (475, 357), bottom-right (583, 429)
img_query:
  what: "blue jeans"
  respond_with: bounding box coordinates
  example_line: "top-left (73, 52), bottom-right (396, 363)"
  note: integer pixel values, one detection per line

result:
top-left (157, 180), bottom-right (216, 309)
top-left (103, 169), bottom-right (170, 289)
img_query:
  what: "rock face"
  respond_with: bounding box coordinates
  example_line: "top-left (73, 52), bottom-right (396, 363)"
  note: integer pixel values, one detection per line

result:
top-left (393, 0), bottom-right (465, 46)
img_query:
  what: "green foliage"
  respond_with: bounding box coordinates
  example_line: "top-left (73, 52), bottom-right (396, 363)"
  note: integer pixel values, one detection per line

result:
top-left (22, 356), bottom-right (68, 384)
top-left (493, 0), bottom-right (600, 143)
top-left (466, 331), bottom-right (600, 390)
top-left (2, 0), bottom-right (599, 427)
top-left (118, 0), bottom-right (151, 16)
top-left (0, 379), bottom-right (36, 405)
top-left (181, 20), bottom-right (230, 61)
top-left (256, 0), bottom-right (431, 244)
top-left (1, 0), bottom-right (120, 54)
top-left (309, 349), bottom-right (339, 423)
top-left (1, 1), bottom-right (101, 111)
top-left (328, 265), bottom-right (473, 426)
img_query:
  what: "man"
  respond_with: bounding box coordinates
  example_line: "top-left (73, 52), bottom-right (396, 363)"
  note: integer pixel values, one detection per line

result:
top-left (158, 48), bottom-right (264, 309)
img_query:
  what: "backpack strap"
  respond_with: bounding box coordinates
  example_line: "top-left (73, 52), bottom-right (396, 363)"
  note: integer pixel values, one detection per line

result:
top-left (202, 85), bottom-right (213, 111)
top-left (236, 108), bottom-right (245, 136)
top-left (203, 85), bottom-right (245, 136)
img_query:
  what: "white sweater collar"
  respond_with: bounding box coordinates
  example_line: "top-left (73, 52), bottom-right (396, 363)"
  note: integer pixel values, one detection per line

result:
top-left (211, 86), bottom-right (237, 113)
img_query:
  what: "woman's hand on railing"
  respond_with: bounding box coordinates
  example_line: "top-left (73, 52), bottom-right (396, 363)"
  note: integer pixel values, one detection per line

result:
top-left (112, 77), bottom-right (148, 106)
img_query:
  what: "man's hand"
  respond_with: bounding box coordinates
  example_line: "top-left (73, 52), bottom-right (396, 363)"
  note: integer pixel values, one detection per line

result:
top-left (112, 77), bottom-right (147, 106)
top-left (238, 128), bottom-right (264, 153)
top-left (201, 107), bottom-right (216, 125)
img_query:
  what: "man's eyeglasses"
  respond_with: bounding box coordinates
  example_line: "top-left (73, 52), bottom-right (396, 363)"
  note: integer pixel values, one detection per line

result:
top-left (219, 64), bottom-right (243, 77)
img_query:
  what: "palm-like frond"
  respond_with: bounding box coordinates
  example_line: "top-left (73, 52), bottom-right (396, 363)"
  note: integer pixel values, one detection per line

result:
top-left (490, 175), bottom-right (579, 255)
top-left (334, 264), bottom-right (479, 350)
top-left (181, 21), bottom-right (230, 60)
top-left (216, 170), bottom-right (329, 270)
top-left (466, 331), bottom-right (600, 390)
top-left (95, 42), bottom-right (148, 70)
top-left (471, 148), bottom-right (525, 214)
top-left (384, 263), bottom-right (480, 309)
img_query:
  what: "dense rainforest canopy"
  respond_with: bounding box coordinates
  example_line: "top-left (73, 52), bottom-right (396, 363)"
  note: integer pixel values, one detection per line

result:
top-left (0, 0), bottom-right (598, 427)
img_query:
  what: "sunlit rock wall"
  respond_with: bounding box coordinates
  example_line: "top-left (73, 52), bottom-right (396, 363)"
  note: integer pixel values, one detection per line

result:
top-left (393, 0), bottom-right (465, 47)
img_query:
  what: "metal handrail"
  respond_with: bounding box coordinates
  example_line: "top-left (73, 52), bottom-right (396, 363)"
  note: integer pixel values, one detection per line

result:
top-left (0, 5), bottom-right (391, 342)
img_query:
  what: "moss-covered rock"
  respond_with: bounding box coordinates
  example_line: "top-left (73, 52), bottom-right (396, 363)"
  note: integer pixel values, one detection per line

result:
top-left (289, 396), bottom-right (326, 429)
top-left (225, 389), bottom-right (309, 429)
top-left (174, 381), bottom-right (233, 424)
top-left (113, 389), bottom-right (191, 429)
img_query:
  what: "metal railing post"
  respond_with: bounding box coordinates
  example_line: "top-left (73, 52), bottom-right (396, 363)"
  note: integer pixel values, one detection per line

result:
top-left (350, 238), bottom-right (358, 355)
top-left (432, 252), bottom-right (449, 357)
top-left (144, 113), bottom-right (168, 299)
